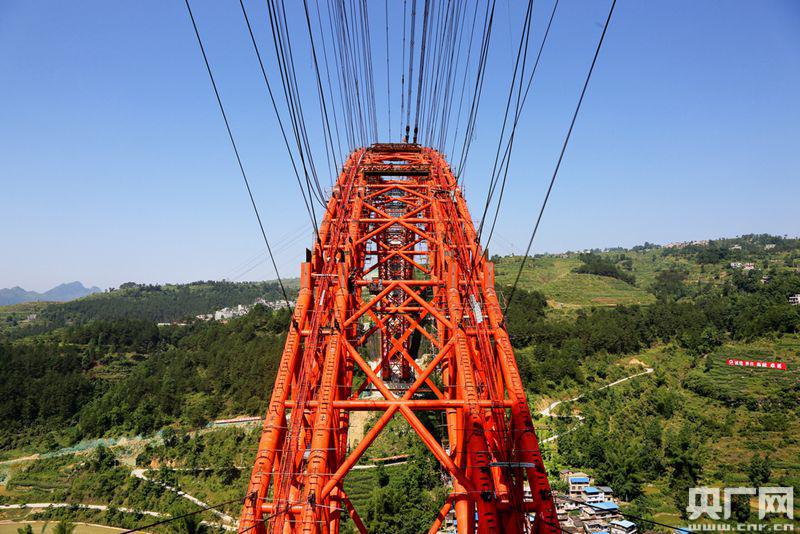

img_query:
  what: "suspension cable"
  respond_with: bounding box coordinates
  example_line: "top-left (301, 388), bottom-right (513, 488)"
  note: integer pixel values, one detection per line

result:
top-left (385, 0), bottom-right (392, 140)
top-left (399, 0), bottom-right (408, 138)
top-left (183, 0), bottom-right (290, 308)
top-left (505, 0), bottom-right (617, 314)
top-left (476, 0), bottom-right (535, 239)
top-left (121, 494), bottom-right (246, 533)
top-left (456, 0), bottom-right (497, 181)
top-left (404, 0), bottom-right (418, 141)
top-left (237, 0), bottom-right (320, 240)
top-left (482, 0), bottom-right (561, 251)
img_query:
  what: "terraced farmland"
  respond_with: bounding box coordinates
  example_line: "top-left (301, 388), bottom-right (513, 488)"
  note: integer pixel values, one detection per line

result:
top-left (493, 255), bottom-right (655, 308)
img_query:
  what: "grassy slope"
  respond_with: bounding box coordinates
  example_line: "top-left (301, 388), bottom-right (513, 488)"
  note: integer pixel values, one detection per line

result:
top-left (493, 255), bottom-right (655, 309)
top-left (629, 248), bottom-right (734, 289)
top-left (493, 242), bottom-right (795, 310)
top-left (343, 463), bottom-right (409, 513)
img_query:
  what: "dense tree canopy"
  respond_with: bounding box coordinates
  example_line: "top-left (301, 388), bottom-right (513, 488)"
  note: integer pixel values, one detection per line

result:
top-left (0, 305), bottom-right (290, 450)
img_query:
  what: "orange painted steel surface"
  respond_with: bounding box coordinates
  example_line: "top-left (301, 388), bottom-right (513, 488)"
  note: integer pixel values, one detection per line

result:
top-left (239, 144), bottom-right (559, 534)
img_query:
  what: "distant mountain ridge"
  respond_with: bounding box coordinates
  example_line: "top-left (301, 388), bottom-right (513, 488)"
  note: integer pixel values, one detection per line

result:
top-left (0, 281), bottom-right (101, 306)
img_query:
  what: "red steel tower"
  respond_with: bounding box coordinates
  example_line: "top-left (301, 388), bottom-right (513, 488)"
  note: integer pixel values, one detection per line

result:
top-left (239, 144), bottom-right (559, 534)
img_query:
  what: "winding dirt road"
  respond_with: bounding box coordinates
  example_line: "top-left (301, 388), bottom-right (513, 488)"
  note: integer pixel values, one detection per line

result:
top-left (538, 367), bottom-right (654, 443)
top-left (130, 469), bottom-right (235, 525)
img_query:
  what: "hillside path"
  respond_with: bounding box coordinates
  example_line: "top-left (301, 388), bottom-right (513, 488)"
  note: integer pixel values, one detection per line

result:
top-left (130, 469), bottom-right (235, 525)
top-left (538, 367), bottom-right (654, 443)
top-left (539, 367), bottom-right (653, 417)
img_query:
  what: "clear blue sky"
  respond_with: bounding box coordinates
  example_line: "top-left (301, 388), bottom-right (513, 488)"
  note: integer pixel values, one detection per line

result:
top-left (2, 0), bottom-right (798, 292)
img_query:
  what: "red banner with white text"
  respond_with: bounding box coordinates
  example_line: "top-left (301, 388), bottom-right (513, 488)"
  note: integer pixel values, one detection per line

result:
top-left (726, 359), bottom-right (787, 370)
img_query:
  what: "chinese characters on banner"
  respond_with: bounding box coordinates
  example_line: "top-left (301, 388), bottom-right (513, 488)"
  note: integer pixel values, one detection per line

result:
top-left (726, 359), bottom-right (787, 370)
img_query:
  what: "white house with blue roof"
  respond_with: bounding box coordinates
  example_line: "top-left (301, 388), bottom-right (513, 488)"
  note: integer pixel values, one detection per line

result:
top-left (610, 519), bottom-right (637, 534)
top-left (568, 474), bottom-right (592, 498)
top-left (582, 485), bottom-right (605, 503)
top-left (583, 501), bottom-right (620, 519)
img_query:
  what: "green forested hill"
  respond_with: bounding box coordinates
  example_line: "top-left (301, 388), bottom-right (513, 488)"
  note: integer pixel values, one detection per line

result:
top-left (41, 280), bottom-right (299, 323)
top-left (1, 279), bottom-right (298, 337)
top-left (0, 306), bottom-right (290, 451)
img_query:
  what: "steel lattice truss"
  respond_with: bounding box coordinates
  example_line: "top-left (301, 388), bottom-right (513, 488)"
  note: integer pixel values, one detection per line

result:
top-left (239, 144), bottom-right (559, 534)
